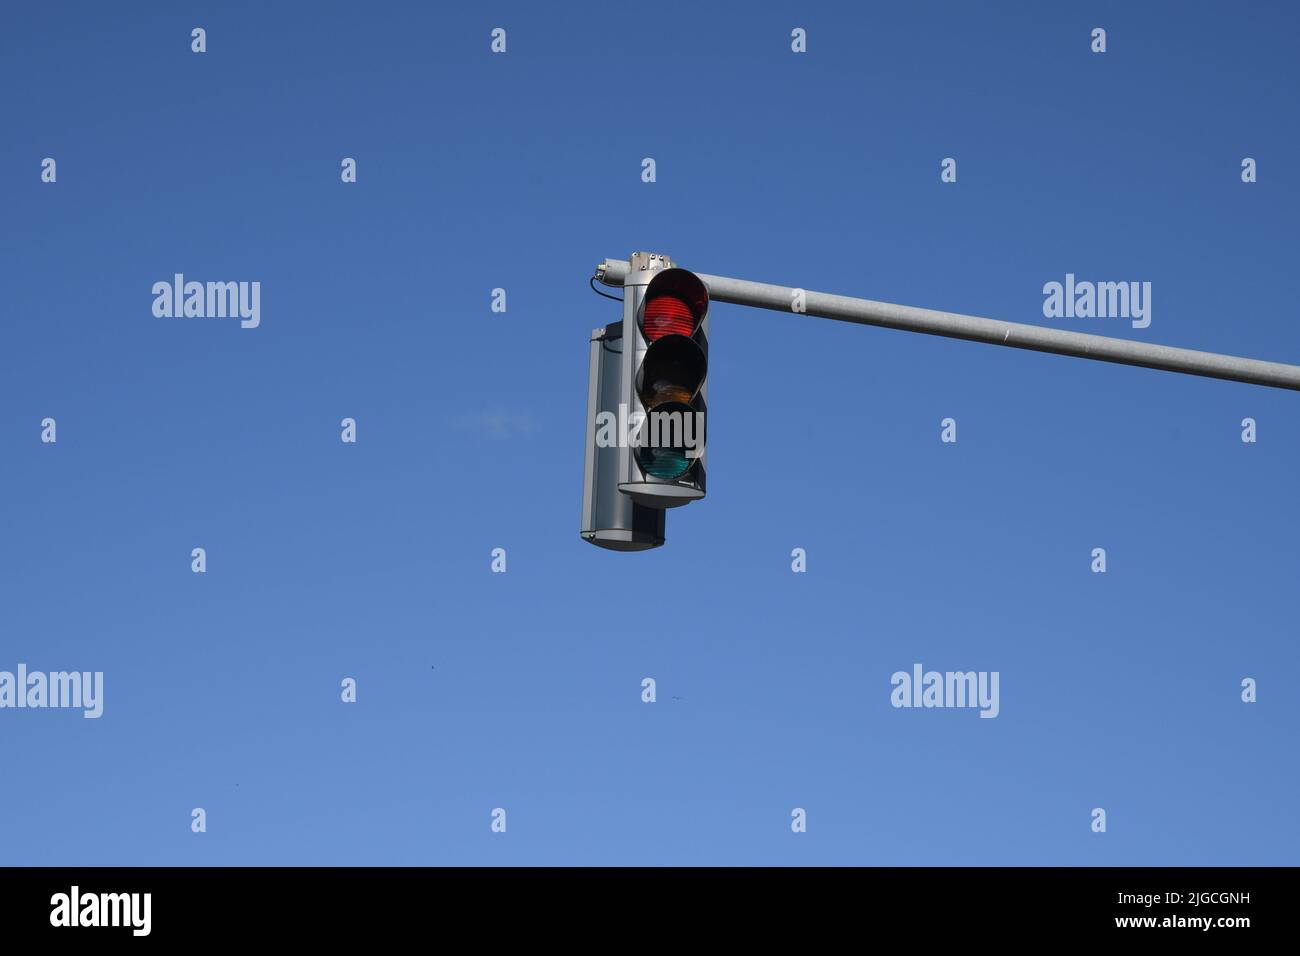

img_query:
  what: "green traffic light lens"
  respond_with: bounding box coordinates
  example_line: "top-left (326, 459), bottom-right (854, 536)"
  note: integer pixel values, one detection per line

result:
top-left (636, 446), bottom-right (693, 481)
top-left (633, 400), bottom-right (701, 482)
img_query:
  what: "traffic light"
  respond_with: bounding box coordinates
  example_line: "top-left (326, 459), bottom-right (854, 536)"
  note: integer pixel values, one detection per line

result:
top-left (580, 320), bottom-right (666, 551)
top-left (581, 252), bottom-right (708, 551)
top-left (619, 252), bottom-right (709, 508)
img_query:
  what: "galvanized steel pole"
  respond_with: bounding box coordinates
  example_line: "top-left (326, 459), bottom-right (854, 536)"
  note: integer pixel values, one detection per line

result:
top-left (595, 258), bottom-right (1300, 392)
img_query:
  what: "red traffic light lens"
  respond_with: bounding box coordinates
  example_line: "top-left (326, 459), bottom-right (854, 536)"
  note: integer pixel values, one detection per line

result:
top-left (643, 295), bottom-right (696, 341)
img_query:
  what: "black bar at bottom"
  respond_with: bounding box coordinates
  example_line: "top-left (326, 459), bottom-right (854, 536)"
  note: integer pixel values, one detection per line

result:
top-left (0, 866), bottom-right (1282, 942)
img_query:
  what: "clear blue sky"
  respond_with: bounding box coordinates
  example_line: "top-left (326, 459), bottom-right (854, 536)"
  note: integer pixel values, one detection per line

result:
top-left (2, 1), bottom-right (1297, 865)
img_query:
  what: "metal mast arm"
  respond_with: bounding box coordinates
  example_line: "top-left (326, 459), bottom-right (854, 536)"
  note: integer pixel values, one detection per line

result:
top-left (596, 258), bottom-right (1300, 392)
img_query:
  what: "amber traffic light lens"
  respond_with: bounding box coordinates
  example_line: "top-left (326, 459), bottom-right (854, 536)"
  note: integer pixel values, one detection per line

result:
top-left (637, 335), bottom-right (706, 409)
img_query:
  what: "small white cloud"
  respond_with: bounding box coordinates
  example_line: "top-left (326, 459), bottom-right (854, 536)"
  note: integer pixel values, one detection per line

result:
top-left (453, 409), bottom-right (536, 439)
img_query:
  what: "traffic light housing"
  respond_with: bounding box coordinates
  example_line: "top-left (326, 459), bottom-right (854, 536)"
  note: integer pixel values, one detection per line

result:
top-left (580, 320), bottom-right (666, 551)
top-left (581, 252), bottom-right (708, 550)
top-left (619, 253), bottom-right (708, 508)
